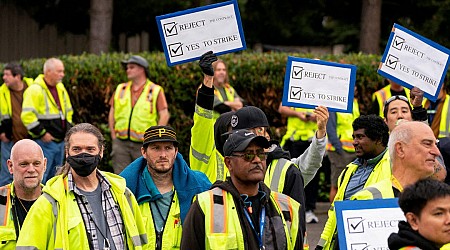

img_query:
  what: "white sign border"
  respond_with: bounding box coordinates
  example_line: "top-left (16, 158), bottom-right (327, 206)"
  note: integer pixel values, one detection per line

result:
top-left (378, 23), bottom-right (450, 102)
top-left (335, 198), bottom-right (401, 250)
top-left (156, 0), bottom-right (246, 66)
top-left (281, 56), bottom-right (357, 113)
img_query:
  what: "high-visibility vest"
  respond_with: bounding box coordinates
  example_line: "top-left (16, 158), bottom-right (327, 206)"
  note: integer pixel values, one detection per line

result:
top-left (327, 99), bottom-right (360, 152)
top-left (318, 151), bottom-right (392, 249)
top-left (21, 74), bottom-right (73, 139)
top-left (372, 85), bottom-right (410, 118)
top-left (139, 192), bottom-right (183, 249)
top-left (213, 83), bottom-right (237, 119)
top-left (197, 187), bottom-right (300, 249)
top-left (0, 77), bottom-right (33, 120)
top-left (0, 184), bottom-right (17, 250)
top-left (281, 108), bottom-right (317, 147)
top-left (438, 95), bottom-right (450, 138)
top-left (113, 80), bottom-right (161, 142)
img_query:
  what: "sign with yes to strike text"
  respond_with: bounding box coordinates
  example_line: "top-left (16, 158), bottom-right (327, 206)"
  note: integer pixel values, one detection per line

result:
top-left (335, 199), bottom-right (405, 250)
top-left (378, 23), bottom-right (450, 101)
top-left (282, 57), bottom-right (357, 113)
top-left (156, 0), bottom-right (246, 66)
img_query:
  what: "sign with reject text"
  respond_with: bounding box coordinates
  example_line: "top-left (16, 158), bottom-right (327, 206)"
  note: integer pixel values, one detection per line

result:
top-left (378, 23), bottom-right (450, 101)
top-left (282, 57), bottom-right (357, 113)
top-left (156, 0), bottom-right (246, 66)
top-left (335, 199), bottom-right (405, 250)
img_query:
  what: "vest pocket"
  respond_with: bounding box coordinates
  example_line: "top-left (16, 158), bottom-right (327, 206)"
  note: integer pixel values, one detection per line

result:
top-left (0, 227), bottom-right (15, 246)
top-left (206, 233), bottom-right (238, 249)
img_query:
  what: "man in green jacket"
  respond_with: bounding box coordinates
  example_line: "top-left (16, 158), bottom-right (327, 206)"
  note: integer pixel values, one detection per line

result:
top-left (16, 123), bottom-right (147, 249)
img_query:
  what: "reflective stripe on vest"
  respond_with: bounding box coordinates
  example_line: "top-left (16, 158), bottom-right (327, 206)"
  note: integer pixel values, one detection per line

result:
top-left (265, 158), bottom-right (291, 193)
top-left (363, 186), bottom-right (383, 199)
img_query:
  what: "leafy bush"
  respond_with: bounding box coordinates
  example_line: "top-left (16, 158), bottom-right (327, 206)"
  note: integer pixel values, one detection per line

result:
top-left (9, 51), bottom-right (435, 171)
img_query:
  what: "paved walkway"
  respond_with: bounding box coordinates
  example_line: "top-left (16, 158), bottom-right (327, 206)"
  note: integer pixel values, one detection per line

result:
top-left (306, 202), bottom-right (330, 249)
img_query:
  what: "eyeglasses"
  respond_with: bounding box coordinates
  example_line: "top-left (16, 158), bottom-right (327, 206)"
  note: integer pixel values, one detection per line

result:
top-left (384, 95), bottom-right (409, 106)
top-left (231, 152), bottom-right (268, 162)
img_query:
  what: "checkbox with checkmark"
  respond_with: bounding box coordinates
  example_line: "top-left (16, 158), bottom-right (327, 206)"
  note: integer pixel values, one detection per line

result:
top-left (290, 86), bottom-right (303, 100)
top-left (292, 66), bottom-right (303, 80)
top-left (385, 54), bottom-right (399, 70)
top-left (347, 217), bottom-right (365, 233)
top-left (164, 22), bottom-right (178, 37)
top-left (392, 35), bottom-right (405, 51)
top-left (351, 243), bottom-right (369, 250)
top-left (168, 42), bottom-right (183, 57)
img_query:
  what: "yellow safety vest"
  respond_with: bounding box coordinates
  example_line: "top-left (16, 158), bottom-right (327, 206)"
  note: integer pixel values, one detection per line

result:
top-left (327, 99), bottom-right (360, 152)
top-left (281, 108), bottom-right (317, 147)
top-left (213, 83), bottom-right (237, 119)
top-left (0, 77), bottom-right (32, 120)
top-left (197, 187), bottom-right (300, 250)
top-left (139, 192), bottom-right (182, 249)
top-left (438, 95), bottom-right (450, 138)
top-left (21, 74), bottom-right (73, 139)
top-left (372, 85), bottom-right (410, 118)
top-left (113, 80), bottom-right (161, 142)
top-left (318, 151), bottom-right (392, 249)
top-left (0, 184), bottom-right (17, 250)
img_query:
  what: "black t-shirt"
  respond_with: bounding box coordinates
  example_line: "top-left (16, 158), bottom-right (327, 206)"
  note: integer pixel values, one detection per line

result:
top-left (15, 197), bottom-right (35, 227)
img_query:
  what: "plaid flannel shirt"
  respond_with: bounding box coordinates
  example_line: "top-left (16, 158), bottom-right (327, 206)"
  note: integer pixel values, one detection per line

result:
top-left (68, 171), bottom-right (126, 249)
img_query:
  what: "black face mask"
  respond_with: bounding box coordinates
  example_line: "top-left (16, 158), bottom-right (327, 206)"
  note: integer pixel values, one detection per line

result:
top-left (67, 153), bottom-right (101, 177)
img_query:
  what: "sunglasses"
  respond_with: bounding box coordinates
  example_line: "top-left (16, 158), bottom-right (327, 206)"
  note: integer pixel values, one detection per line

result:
top-left (384, 95), bottom-right (409, 106)
top-left (231, 151), bottom-right (268, 162)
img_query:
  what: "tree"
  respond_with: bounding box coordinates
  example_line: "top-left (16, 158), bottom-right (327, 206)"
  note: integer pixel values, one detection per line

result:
top-left (359, 0), bottom-right (381, 54)
top-left (90, 0), bottom-right (113, 54)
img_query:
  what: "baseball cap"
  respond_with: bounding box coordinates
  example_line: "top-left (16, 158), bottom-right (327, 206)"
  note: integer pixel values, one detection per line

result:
top-left (230, 106), bottom-right (269, 131)
top-left (143, 126), bottom-right (179, 147)
top-left (223, 129), bottom-right (270, 156)
top-left (121, 55), bottom-right (150, 77)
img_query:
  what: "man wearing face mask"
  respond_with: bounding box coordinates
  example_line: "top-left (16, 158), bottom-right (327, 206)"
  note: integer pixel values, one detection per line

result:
top-left (16, 123), bottom-right (148, 250)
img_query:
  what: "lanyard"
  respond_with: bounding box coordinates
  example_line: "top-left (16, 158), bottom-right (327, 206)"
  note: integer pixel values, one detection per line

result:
top-left (243, 206), bottom-right (266, 249)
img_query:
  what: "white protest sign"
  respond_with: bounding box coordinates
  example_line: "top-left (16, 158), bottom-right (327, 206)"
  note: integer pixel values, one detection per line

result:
top-left (335, 199), bottom-right (405, 250)
top-left (282, 57), bottom-right (357, 113)
top-left (378, 23), bottom-right (450, 101)
top-left (156, 0), bottom-right (246, 66)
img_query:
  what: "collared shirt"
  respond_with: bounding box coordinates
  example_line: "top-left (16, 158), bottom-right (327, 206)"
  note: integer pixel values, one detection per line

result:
top-left (344, 149), bottom-right (387, 200)
top-left (68, 171), bottom-right (125, 249)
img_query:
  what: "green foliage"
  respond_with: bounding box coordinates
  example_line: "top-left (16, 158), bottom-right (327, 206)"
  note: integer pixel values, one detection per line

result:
top-left (11, 51), bottom-right (415, 171)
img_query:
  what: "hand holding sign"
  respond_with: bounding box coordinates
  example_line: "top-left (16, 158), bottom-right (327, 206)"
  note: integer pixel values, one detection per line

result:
top-left (199, 51), bottom-right (217, 76)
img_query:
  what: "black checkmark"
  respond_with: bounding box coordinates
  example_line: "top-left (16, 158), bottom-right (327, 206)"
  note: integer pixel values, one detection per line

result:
top-left (394, 39), bottom-right (403, 47)
top-left (387, 58), bottom-right (397, 65)
top-left (166, 23), bottom-right (176, 34)
top-left (293, 70), bottom-right (301, 76)
top-left (291, 89), bottom-right (301, 97)
top-left (171, 45), bottom-right (181, 54)
top-left (350, 219), bottom-right (364, 230)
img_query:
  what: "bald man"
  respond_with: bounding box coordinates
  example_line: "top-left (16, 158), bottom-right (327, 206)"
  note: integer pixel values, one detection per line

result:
top-left (354, 121), bottom-right (440, 199)
top-left (0, 139), bottom-right (46, 248)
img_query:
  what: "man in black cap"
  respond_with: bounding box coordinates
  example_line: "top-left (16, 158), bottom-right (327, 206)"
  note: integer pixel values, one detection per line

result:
top-left (182, 129), bottom-right (303, 249)
top-left (109, 55), bottom-right (170, 174)
top-left (120, 125), bottom-right (211, 250)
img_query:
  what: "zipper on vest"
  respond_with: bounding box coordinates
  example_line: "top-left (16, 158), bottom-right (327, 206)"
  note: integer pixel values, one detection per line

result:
top-left (127, 107), bottom-right (134, 140)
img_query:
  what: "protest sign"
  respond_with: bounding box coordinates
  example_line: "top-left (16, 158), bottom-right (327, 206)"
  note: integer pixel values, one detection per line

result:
top-left (378, 23), bottom-right (450, 101)
top-left (335, 199), bottom-right (405, 250)
top-left (156, 0), bottom-right (246, 66)
top-left (282, 57), bottom-right (357, 113)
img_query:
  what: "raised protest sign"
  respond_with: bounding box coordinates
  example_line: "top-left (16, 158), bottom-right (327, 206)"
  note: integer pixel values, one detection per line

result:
top-left (282, 57), bottom-right (357, 113)
top-left (378, 23), bottom-right (450, 101)
top-left (156, 0), bottom-right (246, 66)
top-left (335, 199), bottom-right (405, 250)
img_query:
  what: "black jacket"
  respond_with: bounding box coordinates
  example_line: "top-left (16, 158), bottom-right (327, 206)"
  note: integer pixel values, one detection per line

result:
top-left (181, 179), bottom-right (302, 249)
top-left (388, 221), bottom-right (441, 250)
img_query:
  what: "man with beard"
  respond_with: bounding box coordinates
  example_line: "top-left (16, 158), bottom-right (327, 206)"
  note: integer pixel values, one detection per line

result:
top-left (16, 123), bottom-right (148, 249)
top-left (120, 125), bottom-right (211, 249)
top-left (181, 129), bottom-right (302, 249)
top-left (316, 115), bottom-right (391, 250)
top-left (0, 139), bottom-right (46, 249)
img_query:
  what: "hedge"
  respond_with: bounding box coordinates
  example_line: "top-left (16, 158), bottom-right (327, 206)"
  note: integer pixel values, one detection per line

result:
top-left (7, 51), bottom-right (433, 171)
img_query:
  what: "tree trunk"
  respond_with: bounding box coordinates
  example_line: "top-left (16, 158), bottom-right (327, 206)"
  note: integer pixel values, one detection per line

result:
top-left (89, 0), bottom-right (113, 54)
top-left (359, 0), bottom-right (382, 54)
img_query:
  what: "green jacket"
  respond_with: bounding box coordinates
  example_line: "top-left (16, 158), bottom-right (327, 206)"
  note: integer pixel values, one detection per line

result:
top-left (16, 171), bottom-right (148, 250)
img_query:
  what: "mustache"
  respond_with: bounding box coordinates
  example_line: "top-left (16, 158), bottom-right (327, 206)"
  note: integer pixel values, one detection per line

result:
top-left (249, 164), bottom-right (264, 171)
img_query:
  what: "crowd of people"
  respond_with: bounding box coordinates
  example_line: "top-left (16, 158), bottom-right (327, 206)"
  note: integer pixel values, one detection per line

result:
top-left (0, 50), bottom-right (449, 249)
